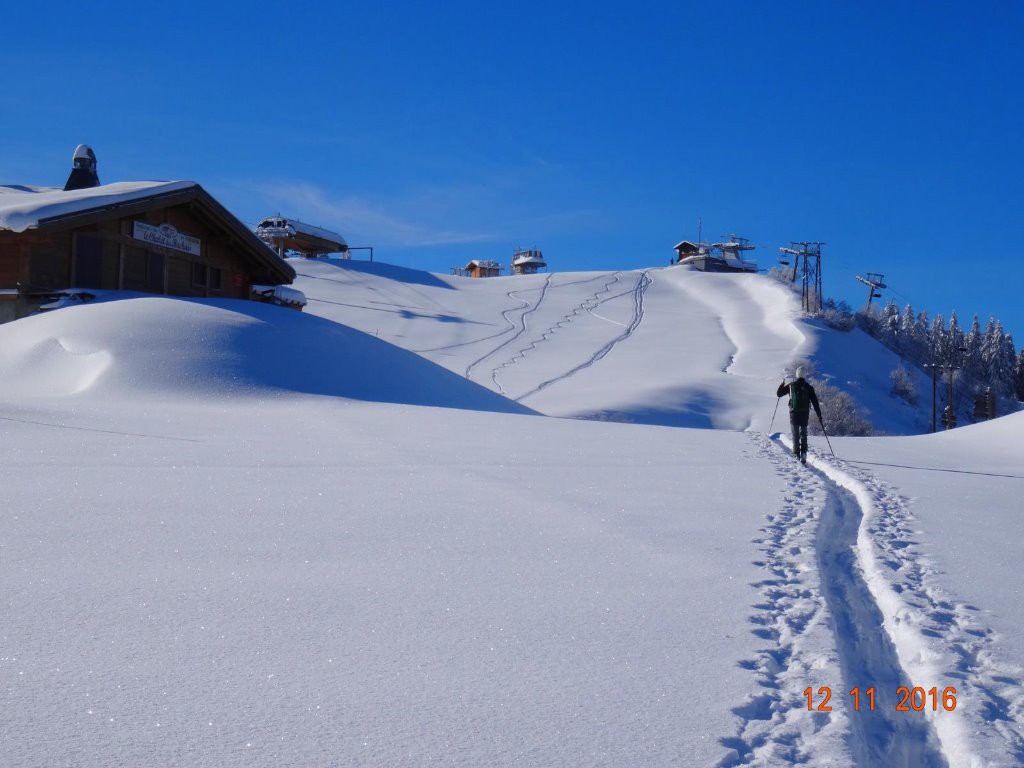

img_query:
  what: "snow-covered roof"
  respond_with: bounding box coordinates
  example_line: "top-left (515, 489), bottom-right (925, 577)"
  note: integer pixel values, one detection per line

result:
top-left (466, 259), bottom-right (500, 269)
top-left (512, 251), bottom-right (546, 265)
top-left (0, 181), bottom-right (198, 233)
top-left (255, 217), bottom-right (347, 250)
top-left (252, 283), bottom-right (308, 307)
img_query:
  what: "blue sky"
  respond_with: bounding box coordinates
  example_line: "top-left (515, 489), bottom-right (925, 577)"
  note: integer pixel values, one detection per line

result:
top-left (2, 1), bottom-right (1022, 338)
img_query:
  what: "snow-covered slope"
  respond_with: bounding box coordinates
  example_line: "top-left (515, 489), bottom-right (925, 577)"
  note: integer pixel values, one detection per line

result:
top-left (0, 377), bottom-right (819, 766)
top-left (807, 412), bottom-right (1024, 766)
top-left (0, 296), bottom-right (531, 414)
top-left (292, 258), bottom-right (932, 434)
top-left (3, 259), bottom-right (1022, 766)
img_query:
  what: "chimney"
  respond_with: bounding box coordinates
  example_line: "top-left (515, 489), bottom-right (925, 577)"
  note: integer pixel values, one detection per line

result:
top-left (63, 144), bottom-right (100, 191)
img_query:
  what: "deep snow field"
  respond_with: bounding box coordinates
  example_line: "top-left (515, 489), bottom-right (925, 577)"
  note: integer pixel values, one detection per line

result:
top-left (1, 259), bottom-right (1021, 767)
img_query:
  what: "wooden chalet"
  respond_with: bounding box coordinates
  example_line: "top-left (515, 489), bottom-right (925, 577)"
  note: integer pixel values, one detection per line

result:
top-left (0, 166), bottom-right (296, 323)
top-left (464, 259), bottom-right (501, 278)
top-left (673, 240), bottom-right (702, 260)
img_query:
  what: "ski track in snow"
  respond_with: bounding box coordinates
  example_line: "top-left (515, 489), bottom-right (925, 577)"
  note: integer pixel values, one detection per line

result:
top-left (730, 433), bottom-right (1024, 766)
top-left (412, 294), bottom-right (524, 354)
top-left (718, 433), bottom-right (850, 766)
top-left (463, 274), bottom-right (552, 381)
top-left (416, 273), bottom-right (612, 355)
top-left (516, 270), bottom-right (651, 401)
top-left (803, 447), bottom-right (948, 768)
top-left (805, 444), bottom-right (1024, 767)
top-left (489, 273), bottom-right (623, 395)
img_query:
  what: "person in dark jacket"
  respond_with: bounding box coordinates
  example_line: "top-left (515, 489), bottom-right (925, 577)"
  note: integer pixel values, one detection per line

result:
top-left (776, 366), bottom-right (822, 463)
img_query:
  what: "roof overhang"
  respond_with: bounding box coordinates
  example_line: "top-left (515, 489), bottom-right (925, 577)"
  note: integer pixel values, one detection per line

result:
top-left (26, 184), bottom-right (295, 285)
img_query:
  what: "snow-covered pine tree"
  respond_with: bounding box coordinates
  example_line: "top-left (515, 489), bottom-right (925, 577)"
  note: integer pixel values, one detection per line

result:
top-left (881, 301), bottom-right (900, 352)
top-left (962, 314), bottom-right (983, 392)
top-left (930, 314), bottom-right (947, 365)
top-left (899, 304), bottom-right (917, 359)
top-left (913, 310), bottom-right (930, 366)
top-left (948, 311), bottom-right (964, 364)
top-left (980, 317), bottom-right (1001, 385)
top-left (998, 330), bottom-right (1017, 398)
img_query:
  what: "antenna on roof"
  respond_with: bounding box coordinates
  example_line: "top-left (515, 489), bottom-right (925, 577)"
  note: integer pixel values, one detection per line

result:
top-left (64, 144), bottom-right (100, 191)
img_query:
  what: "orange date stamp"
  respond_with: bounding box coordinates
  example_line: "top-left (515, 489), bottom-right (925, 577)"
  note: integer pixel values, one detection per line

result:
top-left (804, 686), bottom-right (957, 712)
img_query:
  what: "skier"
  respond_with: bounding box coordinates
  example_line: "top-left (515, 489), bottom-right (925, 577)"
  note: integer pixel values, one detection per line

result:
top-left (776, 367), bottom-right (822, 464)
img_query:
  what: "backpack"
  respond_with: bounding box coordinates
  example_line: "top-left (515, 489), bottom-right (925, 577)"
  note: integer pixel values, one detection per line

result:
top-left (790, 379), bottom-right (811, 412)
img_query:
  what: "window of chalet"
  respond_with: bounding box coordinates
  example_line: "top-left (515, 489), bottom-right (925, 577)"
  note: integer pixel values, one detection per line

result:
top-left (208, 267), bottom-right (222, 291)
top-left (191, 262), bottom-right (207, 287)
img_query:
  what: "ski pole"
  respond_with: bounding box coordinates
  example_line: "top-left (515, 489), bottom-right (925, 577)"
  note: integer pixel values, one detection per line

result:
top-left (817, 413), bottom-right (835, 457)
top-left (769, 395), bottom-right (782, 435)
top-left (769, 377), bottom-right (786, 435)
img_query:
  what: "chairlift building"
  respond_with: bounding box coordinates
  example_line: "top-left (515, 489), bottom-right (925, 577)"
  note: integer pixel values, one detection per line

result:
top-left (255, 216), bottom-right (349, 259)
top-left (511, 248), bottom-right (546, 275)
top-left (673, 235), bottom-right (757, 273)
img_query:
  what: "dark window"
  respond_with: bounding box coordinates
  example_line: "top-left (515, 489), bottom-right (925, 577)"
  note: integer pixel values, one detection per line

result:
top-left (208, 267), bottom-right (222, 291)
top-left (123, 246), bottom-right (147, 291)
top-left (75, 235), bottom-right (103, 288)
top-left (192, 262), bottom-right (207, 287)
top-left (147, 253), bottom-right (164, 293)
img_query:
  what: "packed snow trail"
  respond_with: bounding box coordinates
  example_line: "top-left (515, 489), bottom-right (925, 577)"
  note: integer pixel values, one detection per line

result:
top-left (717, 434), bottom-right (851, 765)
top-left (807, 443), bottom-right (1024, 767)
top-left (745, 434), bottom-right (1024, 766)
top-left (808, 455), bottom-right (947, 767)
top-left (723, 435), bottom-right (949, 765)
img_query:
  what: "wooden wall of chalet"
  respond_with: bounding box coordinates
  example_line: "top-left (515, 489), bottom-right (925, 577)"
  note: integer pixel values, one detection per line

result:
top-left (0, 202), bottom-right (254, 303)
top-left (67, 205), bottom-right (251, 299)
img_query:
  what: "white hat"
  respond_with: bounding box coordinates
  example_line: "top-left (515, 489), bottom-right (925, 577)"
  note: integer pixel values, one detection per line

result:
top-left (795, 366), bottom-right (804, 379)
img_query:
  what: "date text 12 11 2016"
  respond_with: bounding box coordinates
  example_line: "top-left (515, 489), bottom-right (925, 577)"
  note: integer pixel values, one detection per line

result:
top-left (803, 686), bottom-right (957, 712)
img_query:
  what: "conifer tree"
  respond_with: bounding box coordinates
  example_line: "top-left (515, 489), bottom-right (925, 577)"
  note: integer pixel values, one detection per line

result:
top-left (998, 331), bottom-right (1017, 397)
top-left (912, 311), bottom-right (930, 365)
top-left (881, 301), bottom-right (900, 352)
top-left (962, 315), bottom-right (983, 392)
top-left (930, 314), bottom-right (947, 364)
top-left (898, 305), bottom-right (919, 361)
top-left (980, 317), bottom-right (1001, 384)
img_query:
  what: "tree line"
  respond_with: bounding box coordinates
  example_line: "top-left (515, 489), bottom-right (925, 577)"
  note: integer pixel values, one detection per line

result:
top-left (825, 297), bottom-right (1024, 409)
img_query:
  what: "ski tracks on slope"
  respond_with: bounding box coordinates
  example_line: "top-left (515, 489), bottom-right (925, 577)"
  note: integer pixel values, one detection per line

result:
top-left (810, 448), bottom-right (1024, 766)
top-left (463, 275), bottom-right (553, 382)
top-left (719, 434), bottom-right (852, 766)
top-left (725, 434), bottom-right (1024, 766)
top-left (515, 270), bottom-right (652, 401)
top-left (489, 272), bottom-right (624, 394)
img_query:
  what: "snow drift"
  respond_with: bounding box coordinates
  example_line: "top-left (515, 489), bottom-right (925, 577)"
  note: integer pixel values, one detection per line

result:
top-left (0, 296), bottom-right (533, 414)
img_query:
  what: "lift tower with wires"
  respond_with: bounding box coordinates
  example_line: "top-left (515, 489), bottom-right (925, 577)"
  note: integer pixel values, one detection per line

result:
top-left (779, 241), bottom-right (825, 313)
top-left (855, 272), bottom-right (887, 310)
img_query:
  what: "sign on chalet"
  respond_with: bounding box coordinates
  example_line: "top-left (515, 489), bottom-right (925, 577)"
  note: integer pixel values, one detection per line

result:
top-left (0, 146), bottom-right (296, 323)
